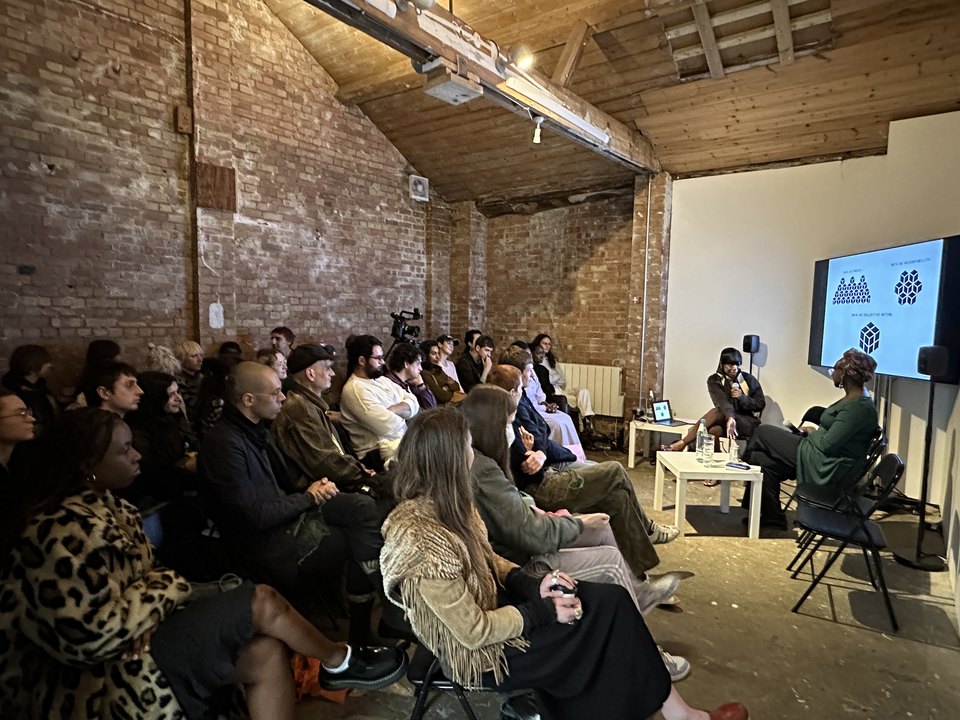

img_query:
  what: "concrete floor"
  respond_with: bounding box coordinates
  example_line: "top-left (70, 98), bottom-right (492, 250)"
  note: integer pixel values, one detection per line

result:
top-left (294, 450), bottom-right (960, 720)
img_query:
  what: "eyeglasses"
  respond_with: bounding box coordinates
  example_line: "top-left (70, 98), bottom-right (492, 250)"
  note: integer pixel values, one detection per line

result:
top-left (0, 407), bottom-right (33, 419)
top-left (251, 390), bottom-right (284, 399)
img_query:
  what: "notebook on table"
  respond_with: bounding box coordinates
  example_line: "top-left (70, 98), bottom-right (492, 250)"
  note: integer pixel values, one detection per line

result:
top-left (651, 400), bottom-right (687, 426)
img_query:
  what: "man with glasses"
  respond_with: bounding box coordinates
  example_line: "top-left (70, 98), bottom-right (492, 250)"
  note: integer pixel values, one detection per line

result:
top-left (339, 335), bottom-right (419, 469)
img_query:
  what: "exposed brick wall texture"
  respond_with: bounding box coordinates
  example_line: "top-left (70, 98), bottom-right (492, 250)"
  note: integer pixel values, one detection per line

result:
top-left (0, 0), bottom-right (191, 388)
top-left (449, 201), bottom-right (487, 340)
top-left (484, 195), bottom-right (635, 367)
top-left (1, 0), bottom-right (435, 391)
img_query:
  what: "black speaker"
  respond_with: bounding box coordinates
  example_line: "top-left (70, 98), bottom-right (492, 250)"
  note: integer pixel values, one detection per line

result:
top-left (742, 334), bottom-right (760, 354)
top-left (917, 346), bottom-right (948, 377)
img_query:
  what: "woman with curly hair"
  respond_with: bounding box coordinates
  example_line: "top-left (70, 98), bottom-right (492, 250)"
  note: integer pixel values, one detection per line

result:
top-left (0, 408), bottom-right (406, 720)
top-left (742, 348), bottom-right (879, 528)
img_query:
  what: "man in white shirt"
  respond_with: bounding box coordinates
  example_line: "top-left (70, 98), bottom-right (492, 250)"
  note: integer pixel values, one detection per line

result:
top-left (339, 335), bottom-right (419, 468)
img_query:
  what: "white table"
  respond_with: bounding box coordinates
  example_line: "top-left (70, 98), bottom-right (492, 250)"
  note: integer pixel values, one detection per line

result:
top-left (627, 419), bottom-right (694, 468)
top-left (654, 451), bottom-right (764, 539)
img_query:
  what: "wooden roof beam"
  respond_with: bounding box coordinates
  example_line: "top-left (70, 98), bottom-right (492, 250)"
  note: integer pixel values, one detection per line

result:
top-left (301, 0), bottom-right (659, 174)
top-left (691, 1), bottom-right (725, 80)
top-left (770, 0), bottom-right (796, 65)
top-left (551, 20), bottom-right (594, 89)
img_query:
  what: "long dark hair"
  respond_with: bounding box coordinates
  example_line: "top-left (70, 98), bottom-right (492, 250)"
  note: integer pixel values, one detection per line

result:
top-left (419, 340), bottom-right (440, 371)
top-left (3, 408), bottom-right (121, 555)
top-left (716, 347), bottom-right (743, 374)
top-left (531, 333), bottom-right (557, 368)
top-left (393, 407), bottom-right (493, 574)
top-left (126, 372), bottom-right (185, 466)
top-left (461, 385), bottom-right (516, 479)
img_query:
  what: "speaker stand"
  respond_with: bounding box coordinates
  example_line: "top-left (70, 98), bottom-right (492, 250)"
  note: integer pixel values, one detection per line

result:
top-left (892, 379), bottom-right (946, 573)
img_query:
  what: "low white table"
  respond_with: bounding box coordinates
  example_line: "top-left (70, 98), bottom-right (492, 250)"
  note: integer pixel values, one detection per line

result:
top-left (627, 419), bottom-right (694, 468)
top-left (654, 451), bottom-right (764, 539)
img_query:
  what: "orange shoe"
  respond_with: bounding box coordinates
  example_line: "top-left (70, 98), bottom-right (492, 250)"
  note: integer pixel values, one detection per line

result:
top-left (709, 703), bottom-right (749, 720)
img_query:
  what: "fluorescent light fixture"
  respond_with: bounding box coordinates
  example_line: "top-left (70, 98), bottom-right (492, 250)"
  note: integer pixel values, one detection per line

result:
top-left (533, 115), bottom-right (543, 144)
top-left (504, 76), bottom-right (610, 145)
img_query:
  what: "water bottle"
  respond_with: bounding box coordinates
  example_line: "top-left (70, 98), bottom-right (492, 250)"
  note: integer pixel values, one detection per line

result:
top-left (695, 420), bottom-right (708, 463)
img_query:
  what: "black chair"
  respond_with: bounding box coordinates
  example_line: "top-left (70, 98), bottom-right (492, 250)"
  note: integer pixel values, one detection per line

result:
top-left (407, 643), bottom-right (492, 720)
top-left (787, 453), bottom-right (905, 631)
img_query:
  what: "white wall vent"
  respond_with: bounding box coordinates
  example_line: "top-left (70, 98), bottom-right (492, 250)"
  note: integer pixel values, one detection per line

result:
top-left (409, 175), bottom-right (430, 202)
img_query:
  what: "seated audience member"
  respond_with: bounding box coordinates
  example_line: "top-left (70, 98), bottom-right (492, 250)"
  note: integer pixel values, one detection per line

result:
top-left (742, 348), bottom-right (879, 528)
top-left (193, 354), bottom-right (239, 440)
top-left (531, 333), bottom-right (597, 433)
top-left (339, 335), bottom-right (419, 468)
top-left (256, 347), bottom-right (288, 380)
top-left (0, 389), bottom-right (36, 554)
top-left (385, 342), bottom-right (436, 411)
top-left (0, 408), bottom-right (406, 720)
top-left (270, 326), bottom-right (296, 358)
top-left (199, 362), bottom-right (403, 645)
top-left (380, 408), bottom-right (749, 720)
top-left (664, 347), bottom-right (765, 454)
top-left (124, 371), bottom-right (197, 506)
top-left (218, 341), bottom-right (244, 359)
top-left (456, 332), bottom-right (494, 393)
top-left (271, 344), bottom-right (390, 499)
top-left (419, 340), bottom-right (465, 406)
top-left (175, 340), bottom-right (205, 419)
top-left (436, 334), bottom-right (462, 385)
top-left (145, 343), bottom-right (181, 375)
top-left (528, 338), bottom-right (567, 411)
top-left (512, 342), bottom-right (584, 461)
top-left (67, 338), bottom-right (122, 409)
top-left (489, 358), bottom-right (677, 580)
top-left (1, 344), bottom-right (59, 433)
top-left (82, 361), bottom-right (143, 417)
top-left (462, 386), bottom-right (683, 617)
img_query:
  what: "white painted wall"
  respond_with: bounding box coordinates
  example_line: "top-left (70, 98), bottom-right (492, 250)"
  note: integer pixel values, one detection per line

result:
top-left (663, 111), bottom-right (960, 610)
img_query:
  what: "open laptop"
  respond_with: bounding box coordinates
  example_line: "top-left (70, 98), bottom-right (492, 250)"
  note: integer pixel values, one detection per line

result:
top-left (651, 400), bottom-right (687, 426)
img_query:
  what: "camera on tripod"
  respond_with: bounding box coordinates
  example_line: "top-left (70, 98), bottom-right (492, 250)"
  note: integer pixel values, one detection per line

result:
top-left (389, 308), bottom-right (422, 343)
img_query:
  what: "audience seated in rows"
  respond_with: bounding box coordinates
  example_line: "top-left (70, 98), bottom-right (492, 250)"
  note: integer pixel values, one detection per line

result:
top-left (339, 335), bottom-right (419, 468)
top-left (0, 407), bottom-right (406, 720)
top-left (435, 333), bottom-right (462, 385)
top-left (256, 347), bottom-right (288, 380)
top-left (175, 340), bottom-right (205, 419)
top-left (197, 362), bottom-right (405, 646)
top-left (271, 326), bottom-right (296, 358)
top-left (380, 407), bottom-right (749, 720)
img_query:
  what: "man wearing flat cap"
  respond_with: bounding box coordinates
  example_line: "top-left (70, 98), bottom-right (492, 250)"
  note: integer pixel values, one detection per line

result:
top-left (271, 344), bottom-right (389, 500)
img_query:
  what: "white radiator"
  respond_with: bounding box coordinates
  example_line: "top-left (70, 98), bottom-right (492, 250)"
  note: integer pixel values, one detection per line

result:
top-left (558, 363), bottom-right (624, 417)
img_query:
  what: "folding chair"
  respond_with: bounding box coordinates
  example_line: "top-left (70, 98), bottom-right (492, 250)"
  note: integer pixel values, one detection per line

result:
top-left (407, 643), bottom-right (494, 720)
top-left (787, 453), bottom-right (905, 631)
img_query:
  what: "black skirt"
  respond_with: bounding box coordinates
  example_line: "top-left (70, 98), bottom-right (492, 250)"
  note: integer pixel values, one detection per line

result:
top-left (489, 582), bottom-right (671, 720)
top-left (150, 580), bottom-right (256, 720)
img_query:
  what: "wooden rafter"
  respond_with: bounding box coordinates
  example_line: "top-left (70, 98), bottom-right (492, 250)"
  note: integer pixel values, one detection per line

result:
top-left (691, 1), bottom-right (724, 79)
top-left (770, 0), bottom-right (796, 65)
top-left (552, 20), bottom-right (594, 89)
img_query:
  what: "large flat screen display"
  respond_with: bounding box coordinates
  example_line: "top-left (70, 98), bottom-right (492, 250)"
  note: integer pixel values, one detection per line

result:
top-left (808, 236), bottom-right (960, 383)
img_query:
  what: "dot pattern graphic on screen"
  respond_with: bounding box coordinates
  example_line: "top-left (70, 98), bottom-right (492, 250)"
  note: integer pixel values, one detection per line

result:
top-left (832, 275), bottom-right (871, 304)
top-left (859, 322), bottom-right (880, 354)
top-left (894, 270), bottom-right (923, 305)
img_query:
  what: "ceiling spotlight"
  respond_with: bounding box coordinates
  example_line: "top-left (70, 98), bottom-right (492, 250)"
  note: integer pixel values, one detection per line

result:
top-left (511, 44), bottom-right (535, 71)
top-left (533, 115), bottom-right (544, 144)
top-left (395, 0), bottom-right (435, 11)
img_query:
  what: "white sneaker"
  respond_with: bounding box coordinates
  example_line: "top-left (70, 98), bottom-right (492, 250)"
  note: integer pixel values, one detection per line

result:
top-left (648, 521), bottom-right (680, 544)
top-left (659, 646), bottom-right (691, 682)
top-left (636, 572), bottom-right (683, 614)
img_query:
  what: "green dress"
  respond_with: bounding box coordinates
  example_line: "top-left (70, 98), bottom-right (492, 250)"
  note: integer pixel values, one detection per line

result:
top-left (796, 396), bottom-right (878, 501)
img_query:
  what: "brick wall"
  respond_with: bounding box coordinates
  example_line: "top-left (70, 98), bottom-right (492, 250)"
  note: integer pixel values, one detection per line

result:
top-left (485, 194), bottom-right (635, 362)
top-left (0, 0), bottom-right (436, 391)
top-left (0, 0), bottom-right (191, 388)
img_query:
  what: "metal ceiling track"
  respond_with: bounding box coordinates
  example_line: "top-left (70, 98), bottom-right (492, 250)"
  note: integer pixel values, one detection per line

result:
top-left (301, 0), bottom-right (660, 174)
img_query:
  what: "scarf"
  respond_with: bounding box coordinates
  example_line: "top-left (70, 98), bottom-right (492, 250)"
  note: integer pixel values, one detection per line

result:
top-left (380, 498), bottom-right (527, 688)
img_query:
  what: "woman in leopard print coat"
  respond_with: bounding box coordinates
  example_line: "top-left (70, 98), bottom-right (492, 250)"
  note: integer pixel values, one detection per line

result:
top-left (0, 408), bottom-right (401, 719)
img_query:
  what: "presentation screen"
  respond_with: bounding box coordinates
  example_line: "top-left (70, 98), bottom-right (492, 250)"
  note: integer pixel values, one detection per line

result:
top-left (808, 236), bottom-right (960, 383)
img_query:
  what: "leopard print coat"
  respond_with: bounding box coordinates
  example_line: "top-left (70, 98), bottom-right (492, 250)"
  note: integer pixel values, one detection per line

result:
top-left (0, 489), bottom-right (192, 719)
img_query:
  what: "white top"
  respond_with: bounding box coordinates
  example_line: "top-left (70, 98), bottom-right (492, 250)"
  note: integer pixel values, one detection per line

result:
top-left (339, 374), bottom-right (419, 461)
top-left (439, 357), bottom-right (461, 386)
top-left (524, 373), bottom-right (548, 407)
top-left (542, 360), bottom-right (566, 390)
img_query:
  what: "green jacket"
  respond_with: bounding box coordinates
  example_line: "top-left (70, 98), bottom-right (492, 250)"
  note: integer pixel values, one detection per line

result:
top-left (797, 396), bottom-right (878, 499)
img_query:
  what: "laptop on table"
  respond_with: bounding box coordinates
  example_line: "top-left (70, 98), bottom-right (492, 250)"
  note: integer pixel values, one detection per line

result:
top-left (651, 400), bottom-right (687, 426)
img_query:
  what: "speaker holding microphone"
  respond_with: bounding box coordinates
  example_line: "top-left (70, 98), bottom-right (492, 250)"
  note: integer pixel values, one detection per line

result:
top-left (742, 335), bottom-right (760, 354)
top-left (917, 346), bottom-right (948, 377)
